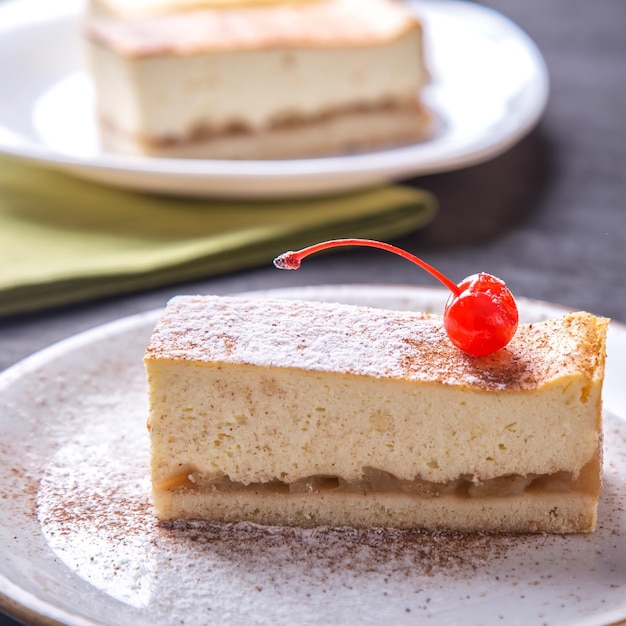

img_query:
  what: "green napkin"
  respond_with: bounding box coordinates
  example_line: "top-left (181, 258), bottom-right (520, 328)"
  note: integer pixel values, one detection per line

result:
top-left (0, 157), bottom-right (436, 317)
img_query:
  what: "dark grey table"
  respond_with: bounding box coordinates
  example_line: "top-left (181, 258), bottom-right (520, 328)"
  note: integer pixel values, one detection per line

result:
top-left (1, 0), bottom-right (625, 624)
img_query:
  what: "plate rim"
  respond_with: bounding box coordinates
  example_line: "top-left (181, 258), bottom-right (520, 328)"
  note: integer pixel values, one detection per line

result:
top-left (1, 284), bottom-right (624, 626)
top-left (0, 0), bottom-right (550, 197)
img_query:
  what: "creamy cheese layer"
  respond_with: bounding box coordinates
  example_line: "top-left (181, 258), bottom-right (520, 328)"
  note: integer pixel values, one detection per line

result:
top-left (87, 28), bottom-right (424, 138)
top-left (145, 296), bottom-right (608, 488)
top-left (147, 360), bottom-right (602, 486)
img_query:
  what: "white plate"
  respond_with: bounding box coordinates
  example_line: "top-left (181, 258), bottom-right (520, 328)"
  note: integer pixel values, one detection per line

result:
top-left (0, 0), bottom-right (549, 198)
top-left (0, 285), bottom-right (625, 626)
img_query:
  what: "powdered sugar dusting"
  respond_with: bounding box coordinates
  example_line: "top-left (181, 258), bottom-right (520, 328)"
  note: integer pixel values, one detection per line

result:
top-left (145, 296), bottom-right (608, 391)
top-left (33, 394), bottom-right (510, 622)
top-left (31, 399), bottom-right (626, 625)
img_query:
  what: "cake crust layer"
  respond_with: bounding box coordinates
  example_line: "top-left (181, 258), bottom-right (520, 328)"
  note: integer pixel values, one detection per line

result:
top-left (99, 100), bottom-right (431, 159)
top-left (153, 488), bottom-right (599, 533)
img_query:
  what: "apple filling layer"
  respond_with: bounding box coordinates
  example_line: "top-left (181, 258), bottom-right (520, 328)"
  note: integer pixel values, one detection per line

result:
top-left (157, 456), bottom-right (600, 499)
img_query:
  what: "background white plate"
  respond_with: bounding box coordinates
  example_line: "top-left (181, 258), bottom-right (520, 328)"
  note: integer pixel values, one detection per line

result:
top-left (0, 285), bottom-right (625, 626)
top-left (0, 0), bottom-right (549, 198)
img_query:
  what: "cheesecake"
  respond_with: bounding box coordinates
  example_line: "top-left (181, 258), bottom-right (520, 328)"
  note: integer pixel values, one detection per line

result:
top-left (85, 0), bottom-right (431, 159)
top-left (144, 295), bottom-right (608, 533)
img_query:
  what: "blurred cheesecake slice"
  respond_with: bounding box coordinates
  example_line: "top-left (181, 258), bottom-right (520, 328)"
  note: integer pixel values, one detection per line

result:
top-left (85, 0), bottom-right (431, 159)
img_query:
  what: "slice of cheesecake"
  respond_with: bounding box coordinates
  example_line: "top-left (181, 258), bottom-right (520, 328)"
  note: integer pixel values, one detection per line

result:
top-left (85, 0), bottom-right (430, 159)
top-left (144, 295), bottom-right (608, 533)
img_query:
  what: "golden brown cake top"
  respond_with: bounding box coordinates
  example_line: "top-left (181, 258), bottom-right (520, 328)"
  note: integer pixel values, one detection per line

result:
top-left (90, 0), bottom-right (332, 18)
top-left (86, 0), bottom-right (422, 57)
top-left (144, 295), bottom-right (609, 391)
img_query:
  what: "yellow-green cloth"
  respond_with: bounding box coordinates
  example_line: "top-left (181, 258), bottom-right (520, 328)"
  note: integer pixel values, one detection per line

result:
top-left (0, 157), bottom-right (436, 317)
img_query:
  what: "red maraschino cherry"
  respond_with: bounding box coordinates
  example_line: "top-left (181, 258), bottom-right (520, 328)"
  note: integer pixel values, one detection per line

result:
top-left (273, 238), bottom-right (519, 357)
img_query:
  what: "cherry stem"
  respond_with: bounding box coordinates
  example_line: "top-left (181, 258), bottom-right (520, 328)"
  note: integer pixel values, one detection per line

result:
top-left (273, 238), bottom-right (461, 296)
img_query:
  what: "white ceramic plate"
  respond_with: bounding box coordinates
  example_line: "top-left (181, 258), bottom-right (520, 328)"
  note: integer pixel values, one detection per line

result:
top-left (0, 0), bottom-right (549, 198)
top-left (0, 285), bottom-right (625, 626)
